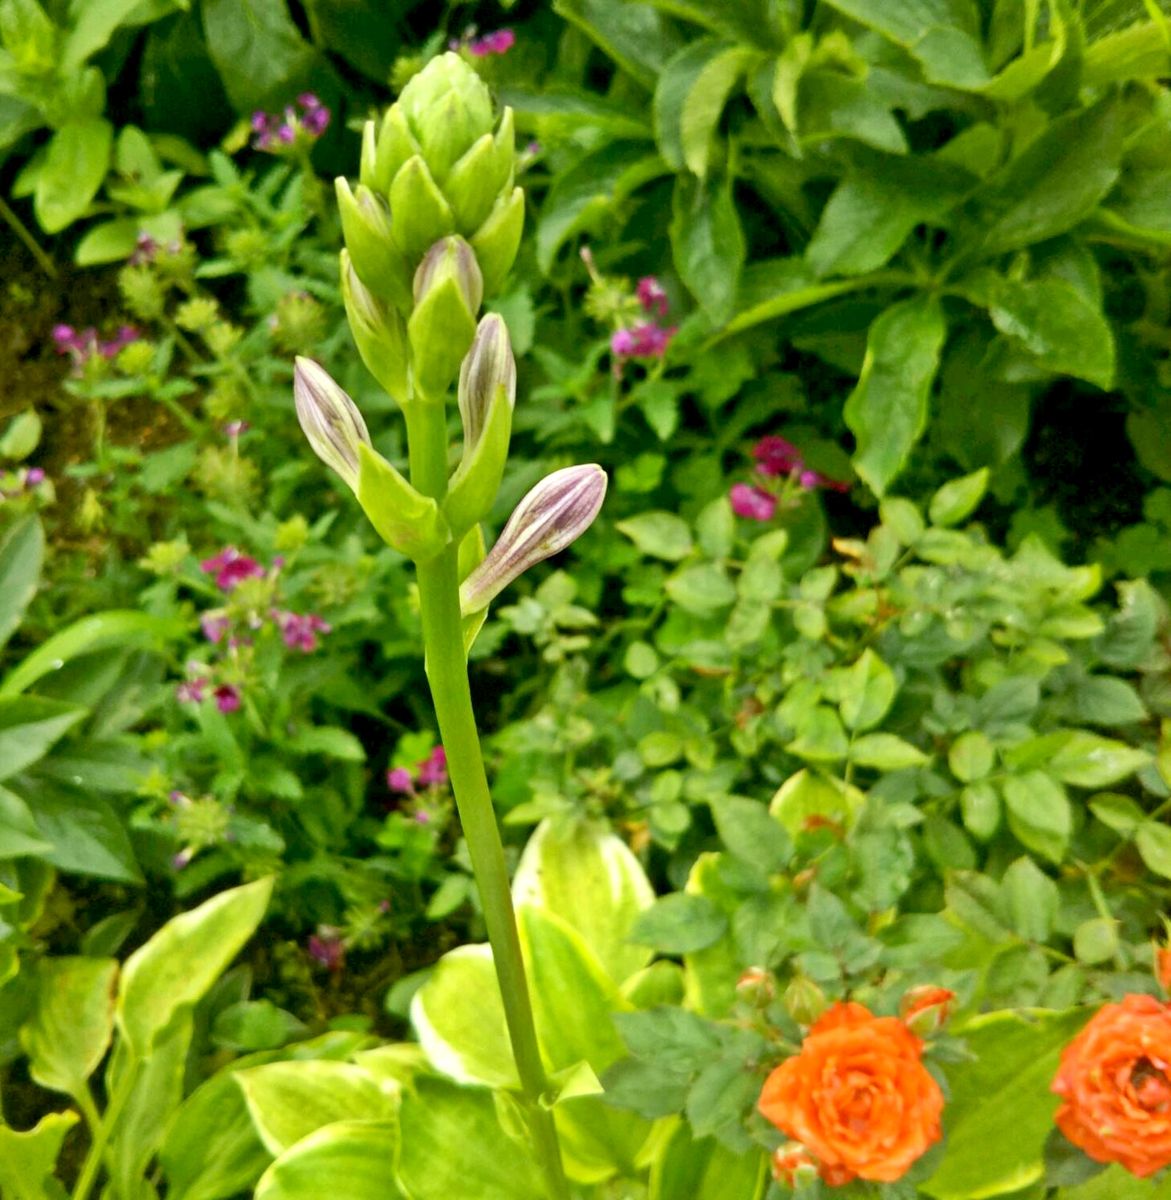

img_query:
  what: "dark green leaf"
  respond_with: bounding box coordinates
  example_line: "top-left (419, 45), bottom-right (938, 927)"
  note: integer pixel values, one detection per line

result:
top-left (670, 173), bottom-right (745, 324)
top-left (552, 0), bottom-right (685, 90)
top-left (202, 0), bottom-right (317, 113)
top-left (630, 894), bottom-right (728, 954)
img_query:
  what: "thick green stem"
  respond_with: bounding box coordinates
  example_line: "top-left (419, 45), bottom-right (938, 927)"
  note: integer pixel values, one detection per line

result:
top-left (71, 1060), bottom-right (137, 1200)
top-left (405, 400), bottom-right (570, 1200)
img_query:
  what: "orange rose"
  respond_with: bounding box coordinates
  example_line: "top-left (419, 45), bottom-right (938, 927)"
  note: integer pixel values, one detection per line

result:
top-left (1052, 993), bottom-right (1171, 1177)
top-left (758, 1001), bottom-right (944, 1185)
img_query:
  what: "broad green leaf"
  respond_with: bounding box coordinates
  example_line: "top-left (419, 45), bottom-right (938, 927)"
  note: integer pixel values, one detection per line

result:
top-left (34, 118), bottom-right (112, 233)
top-left (1002, 773), bottom-right (1071, 862)
top-left (929, 468), bottom-right (990, 527)
top-left (786, 705), bottom-right (849, 763)
top-left (844, 294), bottom-right (946, 497)
top-left (1071, 677), bottom-right (1147, 725)
top-left (723, 257), bottom-right (863, 337)
top-left (616, 512), bottom-right (694, 562)
top-left (0, 1111), bottom-right (78, 1200)
top-left (236, 1061), bottom-right (396, 1157)
top-left (552, 0), bottom-right (684, 90)
top-left (202, 0), bottom-right (317, 113)
top-left (1057, 1163), bottom-right (1171, 1199)
top-left (0, 409), bottom-right (40, 460)
top-left (653, 1114), bottom-right (767, 1196)
top-left (284, 726), bottom-right (365, 762)
top-left (20, 956), bottom-right (117, 1101)
top-left (798, 69), bottom-right (907, 153)
top-left (0, 697), bottom-right (87, 781)
top-left (411, 945), bottom-right (516, 1088)
top-left (822, 0), bottom-right (990, 88)
top-left (1000, 857), bottom-right (1058, 942)
top-left (807, 156), bottom-right (972, 277)
top-left (960, 100), bottom-right (1121, 256)
top-left (106, 1012), bottom-right (192, 1198)
top-left (988, 279), bottom-right (1114, 389)
top-left (849, 732), bottom-right (928, 770)
top-left (213, 1000), bottom-right (307, 1052)
top-left (665, 562), bottom-right (736, 615)
top-left (1137, 822), bottom-right (1171, 878)
top-left (839, 649), bottom-right (896, 731)
top-left (654, 39), bottom-right (752, 177)
top-left (22, 785), bottom-right (141, 883)
top-left (923, 1008), bottom-right (1090, 1199)
top-left (396, 1077), bottom-right (544, 1200)
top-left (1047, 733), bottom-right (1148, 787)
top-left (74, 218), bottom-right (141, 266)
top-left (670, 173), bottom-right (744, 324)
top-left (498, 86), bottom-right (651, 139)
top-left (630, 893), bottom-right (727, 954)
top-left (0, 784), bottom-right (51, 859)
top-left (949, 731), bottom-right (995, 782)
top-left (512, 816), bottom-right (655, 983)
top-left (117, 877), bottom-right (273, 1057)
top-left (709, 796), bottom-right (791, 875)
top-left (0, 610), bottom-right (183, 697)
top-left (254, 1120), bottom-right (403, 1200)
top-left (62, 0), bottom-right (147, 70)
top-left (770, 769), bottom-right (862, 836)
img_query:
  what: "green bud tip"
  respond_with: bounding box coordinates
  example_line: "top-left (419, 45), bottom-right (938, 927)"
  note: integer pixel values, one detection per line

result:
top-left (413, 235), bottom-right (484, 314)
top-left (460, 465), bottom-right (607, 614)
top-left (293, 357), bottom-right (372, 492)
top-left (459, 313), bottom-right (515, 450)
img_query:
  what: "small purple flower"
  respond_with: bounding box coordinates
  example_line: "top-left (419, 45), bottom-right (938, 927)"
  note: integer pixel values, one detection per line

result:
top-left (200, 547), bottom-right (265, 591)
top-left (172, 847), bottom-right (195, 870)
top-left (417, 746), bottom-right (448, 788)
top-left (25, 468), bottom-right (44, 487)
top-left (224, 420), bottom-right (249, 439)
top-left (636, 276), bottom-right (669, 318)
top-left (730, 483), bottom-right (777, 522)
top-left (386, 767), bottom-right (414, 794)
top-left (610, 321), bottom-right (676, 361)
top-left (99, 326), bottom-right (140, 359)
top-left (176, 678), bottom-right (208, 704)
top-left (307, 927), bottom-right (345, 972)
top-left (214, 684), bottom-right (242, 714)
top-left (129, 233), bottom-right (158, 265)
top-left (251, 111), bottom-right (269, 133)
top-left (469, 27), bottom-right (515, 55)
top-left (275, 611), bottom-right (331, 653)
top-left (200, 612), bottom-right (230, 644)
top-left (753, 436), bottom-right (803, 477)
top-left (414, 810), bottom-right (432, 825)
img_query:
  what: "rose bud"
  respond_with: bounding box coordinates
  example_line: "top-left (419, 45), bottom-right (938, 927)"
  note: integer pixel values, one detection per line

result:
top-left (293, 357), bottom-right (371, 492)
top-left (460, 465), bottom-right (607, 614)
top-left (771, 1143), bottom-right (819, 1188)
top-left (783, 974), bottom-right (827, 1027)
top-left (735, 966), bottom-right (776, 1007)
top-left (900, 986), bottom-right (956, 1037)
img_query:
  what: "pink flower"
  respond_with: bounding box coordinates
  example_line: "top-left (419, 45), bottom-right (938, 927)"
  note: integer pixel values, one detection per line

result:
top-left (25, 468), bottom-right (44, 487)
top-left (730, 483), bottom-right (777, 521)
top-left (611, 321), bottom-right (676, 360)
top-left (176, 678), bottom-right (208, 704)
top-left (753, 436), bottom-right (803, 476)
top-left (214, 684), bottom-right (242, 713)
top-left (636, 276), bottom-right (669, 318)
top-left (386, 767), bottom-right (414, 794)
top-left (276, 611), bottom-right (331, 653)
top-left (469, 28), bottom-right (515, 55)
top-left (99, 326), bottom-right (140, 359)
top-left (200, 547), bottom-right (264, 591)
top-left (200, 613), bottom-right (230, 644)
top-left (172, 847), bottom-right (194, 870)
top-left (224, 420), bottom-right (249, 439)
top-left (417, 746), bottom-right (448, 787)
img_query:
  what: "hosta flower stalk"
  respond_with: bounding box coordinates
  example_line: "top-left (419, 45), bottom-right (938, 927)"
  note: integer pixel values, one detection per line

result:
top-left (295, 51), bottom-right (583, 1200)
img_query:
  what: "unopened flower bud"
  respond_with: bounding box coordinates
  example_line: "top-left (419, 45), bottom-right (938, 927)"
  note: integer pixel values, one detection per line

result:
top-left (460, 465), bottom-right (607, 613)
top-left (782, 974), bottom-right (826, 1026)
top-left (1158, 943), bottom-right (1171, 995)
top-left (899, 985), bottom-right (956, 1036)
top-left (771, 1143), bottom-right (819, 1188)
top-left (735, 966), bottom-right (776, 1007)
top-left (458, 314), bottom-right (515, 450)
top-left (412, 235), bottom-right (483, 314)
top-left (395, 52), bottom-right (495, 183)
top-left (335, 178), bottom-right (412, 312)
top-left (293, 358), bottom-right (371, 492)
top-left (341, 251), bottom-right (410, 405)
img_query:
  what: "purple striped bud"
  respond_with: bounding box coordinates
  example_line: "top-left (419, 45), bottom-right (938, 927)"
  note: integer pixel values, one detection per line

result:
top-left (293, 357), bottom-right (372, 492)
top-left (460, 465), bottom-right (607, 613)
top-left (412, 235), bottom-right (483, 314)
top-left (459, 313), bottom-right (515, 450)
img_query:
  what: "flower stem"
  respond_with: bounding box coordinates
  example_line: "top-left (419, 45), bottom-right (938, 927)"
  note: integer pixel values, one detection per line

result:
top-left (405, 399), bottom-right (570, 1200)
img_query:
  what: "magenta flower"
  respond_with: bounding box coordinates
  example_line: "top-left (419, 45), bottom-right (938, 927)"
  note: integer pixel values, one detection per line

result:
top-left (214, 684), bottom-right (242, 714)
top-left (100, 326), bottom-right (140, 359)
top-left (224, 420), bottom-right (250, 439)
top-left (611, 321), bottom-right (676, 361)
top-left (252, 94), bottom-right (331, 151)
top-left (307, 928), bottom-right (345, 972)
top-left (417, 746), bottom-right (448, 788)
top-left (636, 276), bottom-right (669, 318)
top-left (469, 28), bottom-right (515, 55)
top-left (276, 611), bottom-right (331, 653)
top-left (386, 767), bottom-right (415, 794)
top-left (200, 547), bottom-right (265, 591)
top-left (129, 233), bottom-right (158, 265)
top-left (172, 847), bottom-right (195, 870)
top-left (753, 436), bottom-right (803, 477)
top-left (730, 483), bottom-right (778, 522)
